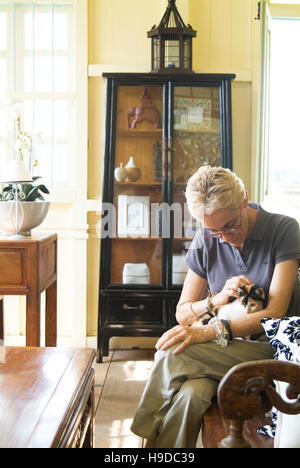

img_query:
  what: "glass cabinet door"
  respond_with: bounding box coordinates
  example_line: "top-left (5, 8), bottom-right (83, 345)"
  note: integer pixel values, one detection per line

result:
top-left (171, 85), bottom-right (221, 286)
top-left (110, 84), bottom-right (165, 287)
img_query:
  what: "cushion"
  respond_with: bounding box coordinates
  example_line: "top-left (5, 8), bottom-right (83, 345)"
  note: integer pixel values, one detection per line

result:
top-left (260, 316), bottom-right (300, 448)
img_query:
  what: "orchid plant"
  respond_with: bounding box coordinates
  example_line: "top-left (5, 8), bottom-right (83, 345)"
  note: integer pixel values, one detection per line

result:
top-left (0, 100), bottom-right (49, 202)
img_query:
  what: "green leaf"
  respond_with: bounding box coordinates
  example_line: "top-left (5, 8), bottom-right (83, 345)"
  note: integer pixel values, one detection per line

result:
top-left (25, 186), bottom-right (42, 201)
top-left (38, 184), bottom-right (50, 194)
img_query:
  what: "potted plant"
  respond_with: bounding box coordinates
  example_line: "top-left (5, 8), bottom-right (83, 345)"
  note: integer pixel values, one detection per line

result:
top-left (0, 103), bottom-right (50, 236)
top-left (1, 176), bottom-right (49, 202)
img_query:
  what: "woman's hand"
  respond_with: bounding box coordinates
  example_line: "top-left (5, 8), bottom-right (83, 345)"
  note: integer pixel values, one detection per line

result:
top-left (155, 324), bottom-right (215, 355)
top-left (213, 275), bottom-right (253, 308)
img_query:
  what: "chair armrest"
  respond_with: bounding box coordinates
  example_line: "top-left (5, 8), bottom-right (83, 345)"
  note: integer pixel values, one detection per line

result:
top-left (217, 359), bottom-right (300, 448)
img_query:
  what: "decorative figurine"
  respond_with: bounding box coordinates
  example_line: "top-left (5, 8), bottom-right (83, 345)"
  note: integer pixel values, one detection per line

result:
top-left (125, 156), bottom-right (141, 182)
top-left (127, 88), bottom-right (161, 129)
top-left (123, 263), bottom-right (150, 284)
top-left (114, 163), bottom-right (127, 182)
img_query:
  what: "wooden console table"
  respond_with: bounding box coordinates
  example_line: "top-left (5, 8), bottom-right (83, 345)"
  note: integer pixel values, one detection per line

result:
top-left (0, 233), bottom-right (57, 346)
top-left (0, 347), bottom-right (96, 448)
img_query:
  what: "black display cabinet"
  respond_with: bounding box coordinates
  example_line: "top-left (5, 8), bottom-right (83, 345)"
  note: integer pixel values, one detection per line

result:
top-left (97, 72), bottom-right (235, 362)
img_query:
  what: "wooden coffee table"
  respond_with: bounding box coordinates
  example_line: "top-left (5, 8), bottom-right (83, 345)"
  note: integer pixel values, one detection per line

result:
top-left (0, 347), bottom-right (96, 448)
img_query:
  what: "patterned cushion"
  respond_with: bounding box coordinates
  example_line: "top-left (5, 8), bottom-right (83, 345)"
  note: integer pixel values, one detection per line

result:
top-left (258, 317), bottom-right (300, 440)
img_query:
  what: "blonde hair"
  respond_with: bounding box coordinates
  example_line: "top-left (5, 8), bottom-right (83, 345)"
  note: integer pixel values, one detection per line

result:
top-left (185, 166), bottom-right (246, 219)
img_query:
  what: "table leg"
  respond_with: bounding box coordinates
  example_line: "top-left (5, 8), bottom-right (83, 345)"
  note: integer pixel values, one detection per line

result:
top-left (26, 291), bottom-right (41, 347)
top-left (0, 298), bottom-right (3, 342)
top-left (45, 280), bottom-right (57, 347)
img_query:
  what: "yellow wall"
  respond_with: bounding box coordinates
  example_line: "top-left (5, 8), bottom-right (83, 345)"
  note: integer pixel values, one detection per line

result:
top-left (87, 0), bottom-right (261, 336)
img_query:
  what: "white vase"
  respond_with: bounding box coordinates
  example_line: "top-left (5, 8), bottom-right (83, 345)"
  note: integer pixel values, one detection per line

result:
top-left (114, 163), bottom-right (127, 182)
top-left (125, 156), bottom-right (141, 182)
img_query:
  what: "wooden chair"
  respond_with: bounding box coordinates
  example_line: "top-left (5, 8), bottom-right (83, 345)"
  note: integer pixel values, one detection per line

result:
top-left (202, 359), bottom-right (300, 448)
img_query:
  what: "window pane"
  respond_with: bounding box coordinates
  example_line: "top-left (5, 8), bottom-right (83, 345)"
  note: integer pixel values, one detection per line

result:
top-left (37, 144), bottom-right (52, 182)
top-left (17, 6), bottom-right (74, 93)
top-left (263, 18), bottom-right (300, 223)
top-left (35, 56), bottom-right (53, 92)
top-left (24, 56), bottom-right (33, 92)
top-left (24, 11), bottom-right (33, 51)
top-left (22, 100), bottom-right (33, 133)
top-left (0, 144), bottom-right (8, 173)
top-left (53, 144), bottom-right (69, 184)
top-left (0, 107), bottom-right (8, 138)
top-left (3, 3), bottom-right (75, 190)
top-left (0, 58), bottom-right (7, 93)
top-left (53, 12), bottom-right (69, 49)
top-left (34, 9), bottom-right (53, 50)
top-left (53, 56), bottom-right (69, 92)
top-left (269, 20), bottom-right (300, 191)
top-left (21, 100), bottom-right (52, 139)
top-left (53, 100), bottom-right (71, 138)
top-left (270, 0), bottom-right (300, 3)
top-left (34, 101), bottom-right (53, 138)
top-left (0, 12), bottom-right (7, 51)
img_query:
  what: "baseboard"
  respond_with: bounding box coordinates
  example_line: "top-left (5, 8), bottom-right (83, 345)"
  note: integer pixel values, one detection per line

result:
top-left (4, 335), bottom-right (157, 351)
top-left (86, 335), bottom-right (157, 351)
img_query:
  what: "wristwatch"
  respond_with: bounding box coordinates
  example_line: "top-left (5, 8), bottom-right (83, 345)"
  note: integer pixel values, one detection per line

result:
top-left (221, 319), bottom-right (233, 343)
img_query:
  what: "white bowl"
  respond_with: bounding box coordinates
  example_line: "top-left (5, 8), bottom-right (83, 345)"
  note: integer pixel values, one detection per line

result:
top-left (0, 201), bottom-right (50, 236)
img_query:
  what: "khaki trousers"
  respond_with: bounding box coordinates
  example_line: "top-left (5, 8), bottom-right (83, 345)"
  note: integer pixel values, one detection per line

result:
top-left (131, 339), bottom-right (274, 448)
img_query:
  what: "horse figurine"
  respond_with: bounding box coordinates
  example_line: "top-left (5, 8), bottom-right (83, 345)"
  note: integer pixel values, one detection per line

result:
top-left (127, 88), bottom-right (161, 129)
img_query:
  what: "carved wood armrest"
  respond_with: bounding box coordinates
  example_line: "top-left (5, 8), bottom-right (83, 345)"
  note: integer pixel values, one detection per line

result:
top-left (217, 359), bottom-right (300, 448)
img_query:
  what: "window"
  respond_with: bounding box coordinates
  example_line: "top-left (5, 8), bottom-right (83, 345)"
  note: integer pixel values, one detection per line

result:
top-left (270, 1), bottom-right (300, 4)
top-left (262, 17), bottom-right (300, 223)
top-left (0, 2), bottom-right (83, 193)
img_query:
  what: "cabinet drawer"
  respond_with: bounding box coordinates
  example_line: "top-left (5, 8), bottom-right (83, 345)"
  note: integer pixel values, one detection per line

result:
top-left (105, 297), bottom-right (164, 325)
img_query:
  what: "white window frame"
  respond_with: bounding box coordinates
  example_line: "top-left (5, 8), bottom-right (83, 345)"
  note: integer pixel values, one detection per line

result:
top-left (0, 0), bottom-right (88, 204)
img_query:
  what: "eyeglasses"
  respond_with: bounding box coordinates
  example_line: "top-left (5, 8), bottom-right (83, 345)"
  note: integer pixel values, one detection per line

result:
top-left (205, 206), bottom-right (243, 239)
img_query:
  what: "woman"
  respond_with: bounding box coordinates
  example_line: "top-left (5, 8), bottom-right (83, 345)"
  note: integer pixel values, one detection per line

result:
top-left (130, 166), bottom-right (300, 448)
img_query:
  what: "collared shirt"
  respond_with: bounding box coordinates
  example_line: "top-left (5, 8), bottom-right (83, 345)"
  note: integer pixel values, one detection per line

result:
top-left (185, 204), bottom-right (300, 309)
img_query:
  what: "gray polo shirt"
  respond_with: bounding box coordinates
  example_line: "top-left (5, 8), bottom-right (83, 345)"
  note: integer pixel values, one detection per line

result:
top-left (185, 204), bottom-right (300, 310)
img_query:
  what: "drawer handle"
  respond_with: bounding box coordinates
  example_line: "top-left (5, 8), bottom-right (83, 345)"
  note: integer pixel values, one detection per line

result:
top-left (123, 304), bottom-right (145, 311)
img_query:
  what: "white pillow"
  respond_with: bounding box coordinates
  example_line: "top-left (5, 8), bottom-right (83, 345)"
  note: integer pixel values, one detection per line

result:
top-left (261, 317), bottom-right (300, 447)
top-left (274, 380), bottom-right (300, 448)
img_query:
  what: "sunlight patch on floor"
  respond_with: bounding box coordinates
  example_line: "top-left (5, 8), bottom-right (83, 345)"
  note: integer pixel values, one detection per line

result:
top-left (122, 360), bottom-right (153, 382)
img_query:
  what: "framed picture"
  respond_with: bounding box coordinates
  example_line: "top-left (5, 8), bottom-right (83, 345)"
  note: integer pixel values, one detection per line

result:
top-left (118, 195), bottom-right (150, 237)
top-left (174, 97), bottom-right (212, 130)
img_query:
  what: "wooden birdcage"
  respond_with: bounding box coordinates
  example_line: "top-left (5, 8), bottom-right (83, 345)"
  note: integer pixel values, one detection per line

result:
top-left (147, 0), bottom-right (197, 73)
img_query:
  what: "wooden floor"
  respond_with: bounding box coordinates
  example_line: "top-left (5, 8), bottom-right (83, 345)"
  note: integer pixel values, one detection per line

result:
top-left (93, 348), bottom-right (203, 448)
top-left (93, 349), bottom-right (155, 448)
